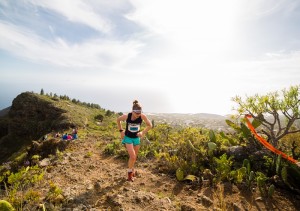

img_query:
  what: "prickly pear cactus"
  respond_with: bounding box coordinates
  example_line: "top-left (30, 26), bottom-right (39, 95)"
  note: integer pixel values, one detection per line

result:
top-left (240, 123), bottom-right (252, 138)
top-left (208, 142), bottom-right (217, 151)
top-left (251, 118), bottom-right (262, 128)
top-left (209, 130), bottom-right (216, 142)
top-left (0, 200), bottom-right (15, 211)
top-left (281, 165), bottom-right (300, 193)
top-left (225, 119), bottom-right (241, 132)
top-left (176, 168), bottom-right (184, 181)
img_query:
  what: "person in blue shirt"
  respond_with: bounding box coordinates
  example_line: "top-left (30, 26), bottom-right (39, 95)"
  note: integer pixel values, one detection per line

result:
top-left (62, 133), bottom-right (68, 140)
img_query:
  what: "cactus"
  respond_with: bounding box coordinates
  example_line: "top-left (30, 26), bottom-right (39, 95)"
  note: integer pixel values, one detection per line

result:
top-left (248, 171), bottom-right (254, 188)
top-left (219, 131), bottom-right (236, 145)
top-left (249, 171), bottom-right (254, 181)
top-left (207, 130), bottom-right (217, 157)
top-left (176, 168), bottom-right (184, 181)
top-left (225, 118), bottom-right (261, 147)
top-left (240, 123), bottom-right (252, 138)
top-left (268, 184), bottom-right (275, 198)
top-left (226, 117), bottom-right (261, 132)
top-left (281, 165), bottom-right (300, 193)
top-left (256, 172), bottom-right (267, 197)
top-left (257, 178), bottom-right (265, 196)
top-left (209, 130), bottom-right (216, 142)
top-left (251, 118), bottom-right (262, 128)
top-left (281, 166), bottom-right (288, 185)
top-left (214, 154), bottom-right (233, 182)
top-left (225, 119), bottom-right (241, 132)
top-left (236, 167), bottom-right (247, 183)
top-left (0, 200), bottom-right (15, 211)
top-left (276, 155), bottom-right (282, 175)
top-left (207, 141), bottom-right (217, 157)
top-left (208, 142), bottom-right (217, 151)
top-left (243, 159), bottom-right (251, 174)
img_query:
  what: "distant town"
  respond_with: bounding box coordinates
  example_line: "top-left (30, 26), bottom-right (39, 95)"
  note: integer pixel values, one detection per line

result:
top-left (145, 113), bottom-right (232, 131)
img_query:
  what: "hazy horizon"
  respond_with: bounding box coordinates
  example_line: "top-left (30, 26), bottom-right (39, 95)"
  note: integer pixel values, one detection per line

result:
top-left (0, 90), bottom-right (229, 116)
top-left (1, 1), bottom-right (300, 115)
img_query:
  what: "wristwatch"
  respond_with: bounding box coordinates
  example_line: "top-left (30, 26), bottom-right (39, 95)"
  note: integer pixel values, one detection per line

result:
top-left (119, 129), bottom-right (124, 132)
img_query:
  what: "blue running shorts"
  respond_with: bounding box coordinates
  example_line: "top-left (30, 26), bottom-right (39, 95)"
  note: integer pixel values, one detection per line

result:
top-left (122, 135), bottom-right (140, 146)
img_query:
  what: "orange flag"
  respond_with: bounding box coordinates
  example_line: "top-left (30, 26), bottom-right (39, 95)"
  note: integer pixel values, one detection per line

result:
top-left (244, 114), bottom-right (298, 164)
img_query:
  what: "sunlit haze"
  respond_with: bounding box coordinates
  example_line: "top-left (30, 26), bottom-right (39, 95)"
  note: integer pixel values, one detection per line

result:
top-left (1, 0), bottom-right (300, 115)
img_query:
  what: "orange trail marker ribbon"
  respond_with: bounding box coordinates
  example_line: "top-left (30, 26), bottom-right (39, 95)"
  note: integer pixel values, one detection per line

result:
top-left (244, 114), bottom-right (300, 167)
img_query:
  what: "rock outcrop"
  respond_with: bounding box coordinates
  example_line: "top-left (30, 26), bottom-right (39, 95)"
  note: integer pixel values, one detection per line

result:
top-left (0, 92), bottom-right (74, 163)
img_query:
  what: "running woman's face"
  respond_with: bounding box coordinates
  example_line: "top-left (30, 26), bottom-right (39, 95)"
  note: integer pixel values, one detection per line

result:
top-left (133, 110), bottom-right (141, 117)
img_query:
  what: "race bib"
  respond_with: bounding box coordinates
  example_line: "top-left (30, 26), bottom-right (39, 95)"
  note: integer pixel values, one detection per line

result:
top-left (128, 123), bottom-right (140, 133)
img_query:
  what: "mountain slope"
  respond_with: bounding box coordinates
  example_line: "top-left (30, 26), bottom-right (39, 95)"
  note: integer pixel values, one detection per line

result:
top-left (23, 135), bottom-right (299, 210)
top-left (0, 106), bottom-right (10, 117)
top-left (0, 92), bottom-right (104, 163)
top-left (0, 92), bottom-right (299, 210)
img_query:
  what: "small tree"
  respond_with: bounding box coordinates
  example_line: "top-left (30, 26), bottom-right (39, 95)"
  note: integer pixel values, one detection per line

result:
top-left (105, 110), bottom-right (114, 117)
top-left (232, 85), bottom-right (300, 148)
top-left (40, 88), bottom-right (44, 95)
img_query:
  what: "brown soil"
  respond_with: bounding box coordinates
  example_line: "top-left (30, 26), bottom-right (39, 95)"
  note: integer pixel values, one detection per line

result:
top-left (35, 137), bottom-right (300, 211)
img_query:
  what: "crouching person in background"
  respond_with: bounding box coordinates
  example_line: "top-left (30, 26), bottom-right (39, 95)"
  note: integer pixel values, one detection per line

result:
top-left (72, 127), bottom-right (78, 139)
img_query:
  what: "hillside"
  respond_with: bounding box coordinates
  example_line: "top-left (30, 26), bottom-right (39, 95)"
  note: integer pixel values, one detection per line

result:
top-left (0, 106), bottom-right (10, 117)
top-left (0, 92), bottom-right (300, 210)
top-left (13, 134), bottom-right (298, 210)
top-left (0, 92), bottom-right (105, 163)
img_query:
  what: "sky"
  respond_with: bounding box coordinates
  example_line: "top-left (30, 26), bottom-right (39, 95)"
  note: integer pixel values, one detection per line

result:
top-left (1, 0), bottom-right (300, 115)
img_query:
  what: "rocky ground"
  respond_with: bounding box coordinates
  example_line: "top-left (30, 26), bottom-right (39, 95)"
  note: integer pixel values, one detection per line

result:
top-left (32, 136), bottom-right (300, 211)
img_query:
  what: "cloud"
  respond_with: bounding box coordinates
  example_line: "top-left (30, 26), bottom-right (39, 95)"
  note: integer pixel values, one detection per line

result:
top-left (236, 0), bottom-right (300, 21)
top-left (2, 0), bottom-right (299, 72)
top-left (1, 0), bottom-right (300, 115)
top-left (27, 0), bottom-right (113, 33)
top-left (0, 0), bottom-right (151, 69)
top-left (0, 21), bottom-right (144, 69)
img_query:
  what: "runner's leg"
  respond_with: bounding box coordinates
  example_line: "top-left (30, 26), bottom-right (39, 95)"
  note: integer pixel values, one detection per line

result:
top-left (125, 144), bottom-right (136, 169)
top-left (132, 145), bottom-right (140, 176)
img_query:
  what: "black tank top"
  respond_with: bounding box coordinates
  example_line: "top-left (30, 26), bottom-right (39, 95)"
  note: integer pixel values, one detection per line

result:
top-left (125, 113), bottom-right (142, 138)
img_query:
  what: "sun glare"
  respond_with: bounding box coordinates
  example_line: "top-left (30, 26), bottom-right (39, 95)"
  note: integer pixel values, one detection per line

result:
top-left (125, 1), bottom-right (241, 114)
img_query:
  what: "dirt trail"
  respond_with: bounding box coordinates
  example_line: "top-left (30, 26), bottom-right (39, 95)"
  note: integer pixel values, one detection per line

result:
top-left (37, 136), bottom-right (300, 211)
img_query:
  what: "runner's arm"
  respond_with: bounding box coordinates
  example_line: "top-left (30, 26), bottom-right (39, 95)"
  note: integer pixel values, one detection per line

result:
top-left (140, 114), bottom-right (152, 136)
top-left (117, 114), bottom-right (127, 131)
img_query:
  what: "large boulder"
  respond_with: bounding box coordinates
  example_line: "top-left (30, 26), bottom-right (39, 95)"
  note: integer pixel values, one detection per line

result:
top-left (8, 92), bottom-right (67, 138)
